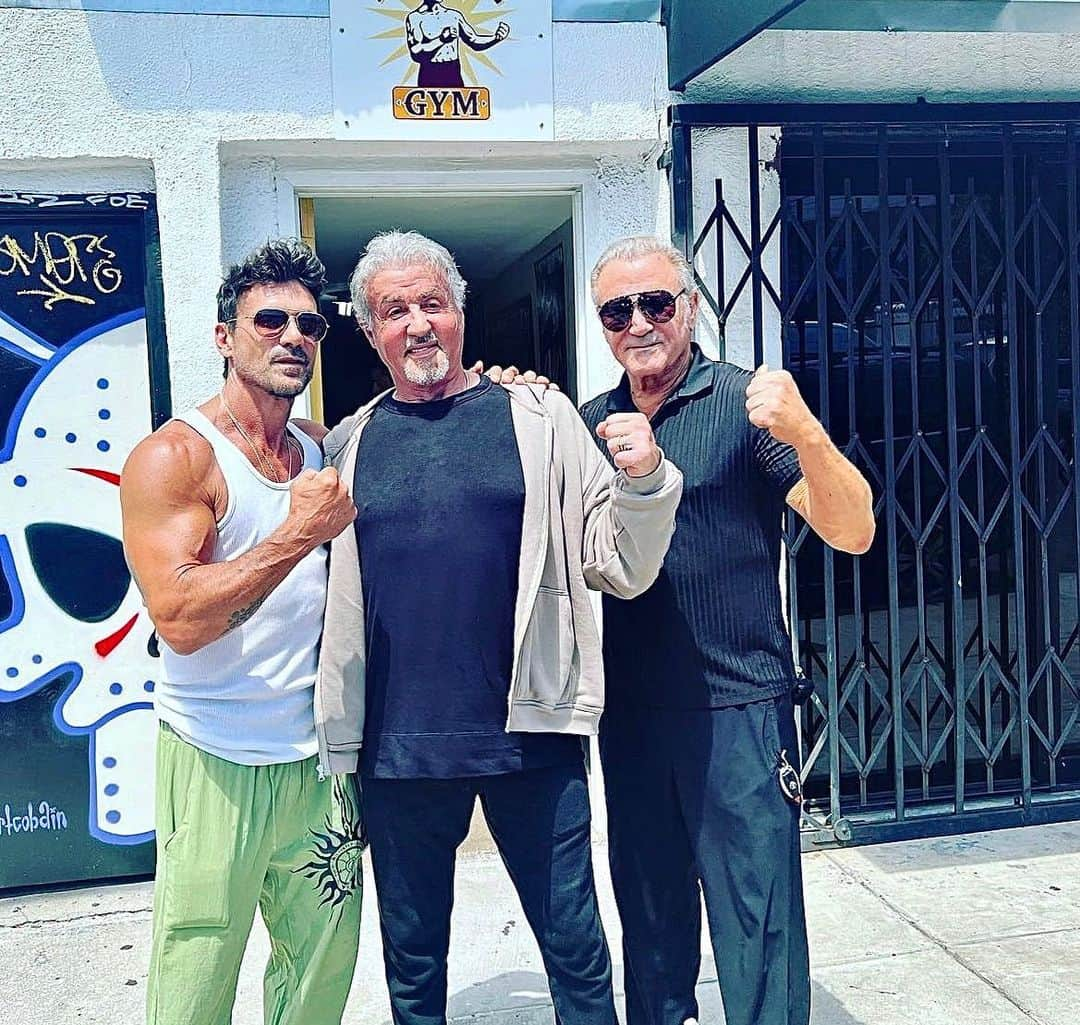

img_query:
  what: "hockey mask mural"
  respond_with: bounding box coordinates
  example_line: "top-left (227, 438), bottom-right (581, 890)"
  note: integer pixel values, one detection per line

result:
top-left (0, 195), bottom-right (164, 887)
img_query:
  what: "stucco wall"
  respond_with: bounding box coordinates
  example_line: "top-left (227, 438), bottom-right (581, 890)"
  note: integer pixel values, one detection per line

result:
top-left (11, 11), bottom-right (1079, 409)
top-left (1, 9), bottom-right (667, 410)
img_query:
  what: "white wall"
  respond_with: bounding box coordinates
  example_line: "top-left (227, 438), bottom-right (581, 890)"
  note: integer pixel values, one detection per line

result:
top-left (0, 9), bottom-right (667, 411)
top-left (10, 10), bottom-right (1080, 410)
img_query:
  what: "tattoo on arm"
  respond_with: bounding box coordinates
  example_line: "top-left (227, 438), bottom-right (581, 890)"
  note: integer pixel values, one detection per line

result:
top-left (226, 594), bottom-right (268, 632)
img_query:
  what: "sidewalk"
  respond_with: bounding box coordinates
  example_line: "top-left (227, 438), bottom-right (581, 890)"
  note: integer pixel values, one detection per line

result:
top-left (4, 821), bottom-right (1078, 1025)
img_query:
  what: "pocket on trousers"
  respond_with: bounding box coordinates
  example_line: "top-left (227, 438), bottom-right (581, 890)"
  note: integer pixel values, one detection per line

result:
top-left (161, 823), bottom-right (231, 930)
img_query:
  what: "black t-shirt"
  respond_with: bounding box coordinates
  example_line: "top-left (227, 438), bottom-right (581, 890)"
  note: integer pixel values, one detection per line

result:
top-left (354, 377), bottom-right (582, 777)
top-left (580, 346), bottom-right (804, 708)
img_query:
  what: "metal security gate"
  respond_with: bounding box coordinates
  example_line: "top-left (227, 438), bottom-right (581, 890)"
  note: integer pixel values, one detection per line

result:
top-left (669, 103), bottom-right (1080, 845)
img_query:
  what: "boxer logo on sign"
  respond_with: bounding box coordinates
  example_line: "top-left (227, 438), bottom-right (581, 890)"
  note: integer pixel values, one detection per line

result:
top-left (379, 0), bottom-right (510, 120)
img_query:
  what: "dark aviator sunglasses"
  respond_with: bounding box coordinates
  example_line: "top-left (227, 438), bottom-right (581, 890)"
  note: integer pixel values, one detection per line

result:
top-left (229, 308), bottom-right (329, 343)
top-left (597, 288), bottom-right (686, 333)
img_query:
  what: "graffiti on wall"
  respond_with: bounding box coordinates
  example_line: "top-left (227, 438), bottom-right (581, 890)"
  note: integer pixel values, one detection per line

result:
top-left (0, 199), bottom-right (163, 884)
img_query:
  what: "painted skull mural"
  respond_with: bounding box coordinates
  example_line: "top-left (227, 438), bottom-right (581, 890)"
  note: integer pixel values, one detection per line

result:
top-left (0, 194), bottom-right (164, 882)
top-left (1, 311), bottom-right (158, 843)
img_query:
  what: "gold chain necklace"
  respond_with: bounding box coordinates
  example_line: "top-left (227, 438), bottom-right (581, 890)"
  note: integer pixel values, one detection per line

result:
top-left (218, 391), bottom-right (298, 484)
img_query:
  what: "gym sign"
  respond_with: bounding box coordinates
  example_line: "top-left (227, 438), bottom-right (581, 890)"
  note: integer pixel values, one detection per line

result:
top-left (331, 1), bottom-right (554, 141)
top-left (392, 85), bottom-right (490, 120)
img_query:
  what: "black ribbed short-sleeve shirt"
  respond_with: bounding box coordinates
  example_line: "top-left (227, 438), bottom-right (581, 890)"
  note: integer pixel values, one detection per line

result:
top-left (580, 345), bottom-right (804, 708)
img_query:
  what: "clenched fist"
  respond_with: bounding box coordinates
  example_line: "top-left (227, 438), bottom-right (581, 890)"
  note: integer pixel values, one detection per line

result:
top-left (286, 467), bottom-right (356, 549)
top-left (745, 365), bottom-right (819, 447)
top-left (596, 413), bottom-right (661, 478)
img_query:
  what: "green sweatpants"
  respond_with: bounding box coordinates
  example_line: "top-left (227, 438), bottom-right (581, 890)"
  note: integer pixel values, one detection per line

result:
top-left (146, 724), bottom-right (363, 1025)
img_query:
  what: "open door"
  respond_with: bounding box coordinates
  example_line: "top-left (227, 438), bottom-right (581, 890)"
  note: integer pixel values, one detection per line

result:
top-left (303, 191), bottom-right (578, 428)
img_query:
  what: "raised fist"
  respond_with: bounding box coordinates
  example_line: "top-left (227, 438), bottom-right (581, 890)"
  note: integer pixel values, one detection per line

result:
top-left (494, 21), bottom-right (510, 42)
top-left (745, 365), bottom-right (818, 446)
top-left (287, 466), bottom-right (356, 549)
top-left (440, 26), bottom-right (456, 42)
top-left (596, 412), bottom-right (661, 478)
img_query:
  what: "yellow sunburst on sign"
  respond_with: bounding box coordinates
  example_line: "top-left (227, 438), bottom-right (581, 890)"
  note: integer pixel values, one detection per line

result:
top-left (367, 0), bottom-right (515, 88)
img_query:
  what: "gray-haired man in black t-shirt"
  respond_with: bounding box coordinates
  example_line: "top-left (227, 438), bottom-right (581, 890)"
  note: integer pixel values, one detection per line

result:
top-left (318, 230), bottom-right (683, 1025)
top-left (580, 236), bottom-right (875, 1025)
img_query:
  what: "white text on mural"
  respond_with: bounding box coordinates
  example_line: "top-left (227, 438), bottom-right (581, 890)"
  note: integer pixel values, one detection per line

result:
top-left (0, 800), bottom-right (69, 837)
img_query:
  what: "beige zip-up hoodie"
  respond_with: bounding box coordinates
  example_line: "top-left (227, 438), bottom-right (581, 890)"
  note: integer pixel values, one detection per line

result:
top-left (313, 382), bottom-right (682, 776)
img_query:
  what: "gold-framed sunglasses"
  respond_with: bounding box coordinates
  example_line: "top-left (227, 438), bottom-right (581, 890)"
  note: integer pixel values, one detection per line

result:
top-left (228, 308), bottom-right (329, 343)
top-left (596, 288), bottom-right (687, 333)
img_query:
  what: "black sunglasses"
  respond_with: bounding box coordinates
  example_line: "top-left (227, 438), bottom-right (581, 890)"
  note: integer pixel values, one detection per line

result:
top-left (597, 288), bottom-right (686, 333)
top-left (229, 308), bottom-right (329, 343)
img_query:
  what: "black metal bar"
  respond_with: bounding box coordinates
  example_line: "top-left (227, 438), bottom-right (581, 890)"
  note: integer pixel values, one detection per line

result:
top-left (1003, 128), bottom-right (1035, 812)
top-left (671, 102), bottom-right (1080, 128)
top-left (939, 139), bottom-right (967, 815)
top-left (809, 125), bottom-right (842, 830)
top-left (876, 128), bottom-right (905, 823)
top-left (1067, 125), bottom-right (1080, 792)
top-left (670, 121), bottom-right (694, 263)
top-left (142, 196), bottom-right (173, 429)
top-left (801, 795), bottom-right (1080, 851)
top-left (1031, 163), bottom-right (1056, 792)
top-left (715, 177), bottom-right (727, 362)
top-left (748, 126), bottom-right (765, 368)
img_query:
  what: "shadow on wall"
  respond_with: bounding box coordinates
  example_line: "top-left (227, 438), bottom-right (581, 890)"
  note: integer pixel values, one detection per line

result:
top-left (84, 11), bottom-right (331, 116)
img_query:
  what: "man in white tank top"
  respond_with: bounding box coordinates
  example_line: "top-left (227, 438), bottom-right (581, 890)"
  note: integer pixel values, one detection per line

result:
top-left (120, 240), bottom-right (361, 1025)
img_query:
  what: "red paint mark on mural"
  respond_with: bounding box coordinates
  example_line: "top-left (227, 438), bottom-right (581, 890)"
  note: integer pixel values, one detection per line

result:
top-left (71, 467), bottom-right (121, 486)
top-left (95, 612), bottom-right (138, 658)
top-left (70, 467), bottom-right (121, 486)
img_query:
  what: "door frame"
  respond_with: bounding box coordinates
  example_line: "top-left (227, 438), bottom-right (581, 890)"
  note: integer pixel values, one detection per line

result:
top-left (273, 167), bottom-right (593, 422)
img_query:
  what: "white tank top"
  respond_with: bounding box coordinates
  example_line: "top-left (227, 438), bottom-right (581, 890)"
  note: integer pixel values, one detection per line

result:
top-left (155, 408), bottom-right (327, 765)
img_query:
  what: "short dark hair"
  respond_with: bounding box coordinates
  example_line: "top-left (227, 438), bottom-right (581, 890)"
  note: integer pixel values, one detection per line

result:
top-left (217, 238), bottom-right (327, 378)
top-left (217, 237), bottom-right (327, 323)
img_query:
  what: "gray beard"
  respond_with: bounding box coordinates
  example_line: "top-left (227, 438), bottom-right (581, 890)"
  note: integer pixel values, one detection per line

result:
top-left (403, 347), bottom-right (450, 387)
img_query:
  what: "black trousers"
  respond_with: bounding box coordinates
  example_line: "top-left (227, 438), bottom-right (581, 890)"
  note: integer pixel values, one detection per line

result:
top-left (599, 696), bottom-right (811, 1025)
top-left (363, 762), bottom-right (617, 1025)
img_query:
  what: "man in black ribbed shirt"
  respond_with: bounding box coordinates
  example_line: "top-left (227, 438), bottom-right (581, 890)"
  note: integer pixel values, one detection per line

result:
top-left (580, 237), bottom-right (875, 1025)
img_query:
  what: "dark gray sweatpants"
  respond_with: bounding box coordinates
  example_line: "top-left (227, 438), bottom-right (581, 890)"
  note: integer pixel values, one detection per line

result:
top-left (599, 695), bottom-right (811, 1025)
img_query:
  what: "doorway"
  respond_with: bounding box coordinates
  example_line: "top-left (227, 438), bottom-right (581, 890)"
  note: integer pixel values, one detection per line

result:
top-left (304, 192), bottom-right (578, 428)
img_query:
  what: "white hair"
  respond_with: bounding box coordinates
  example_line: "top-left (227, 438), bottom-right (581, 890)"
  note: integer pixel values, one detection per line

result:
top-left (349, 230), bottom-right (468, 329)
top-left (590, 235), bottom-right (696, 303)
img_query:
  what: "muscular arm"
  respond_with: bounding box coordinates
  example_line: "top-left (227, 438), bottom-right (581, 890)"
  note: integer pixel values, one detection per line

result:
top-left (459, 16), bottom-right (507, 51)
top-left (120, 425), bottom-right (341, 656)
top-left (746, 365), bottom-right (875, 555)
top-left (785, 428), bottom-right (875, 555)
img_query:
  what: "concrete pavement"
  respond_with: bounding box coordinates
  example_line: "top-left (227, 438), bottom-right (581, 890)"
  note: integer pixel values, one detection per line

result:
top-left (4, 820), bottom-right (1079, 1025)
